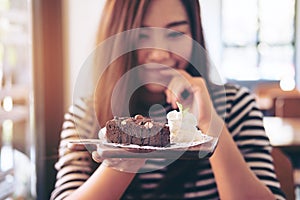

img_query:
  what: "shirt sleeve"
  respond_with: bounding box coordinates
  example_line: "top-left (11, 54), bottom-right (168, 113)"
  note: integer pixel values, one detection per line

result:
top-left (225, 85), bottom-right (286, 200)
top-left (50, 98), bottom-right (99, 200)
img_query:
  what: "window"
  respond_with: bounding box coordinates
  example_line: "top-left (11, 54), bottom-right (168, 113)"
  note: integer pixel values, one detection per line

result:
top-left (0, 0), bottom-right (33, 199)
top-left (221, 0), bottom-right (296, 89)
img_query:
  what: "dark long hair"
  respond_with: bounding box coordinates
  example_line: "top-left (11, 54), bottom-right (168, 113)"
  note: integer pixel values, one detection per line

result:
top-left (180, 0), bottom-right (209, 78)
top-left (94, 0), bottom-right (209, 127)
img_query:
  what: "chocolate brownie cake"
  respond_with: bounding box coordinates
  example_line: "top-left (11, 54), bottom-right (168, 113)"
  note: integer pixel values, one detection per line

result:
top-left (105, 115), bottom-right (170, 147)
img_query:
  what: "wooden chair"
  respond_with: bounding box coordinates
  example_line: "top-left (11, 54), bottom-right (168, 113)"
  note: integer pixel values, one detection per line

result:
top-left (254, 82), bottom-right (300, 116)
top-left (271, 147), bottom-right (296, 200)
top-left (275, 96), bottom-right (300, 118)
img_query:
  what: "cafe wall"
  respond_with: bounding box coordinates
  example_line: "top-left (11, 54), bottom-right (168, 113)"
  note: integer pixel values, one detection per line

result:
top-left (62, 0), bottom-right (104, 108)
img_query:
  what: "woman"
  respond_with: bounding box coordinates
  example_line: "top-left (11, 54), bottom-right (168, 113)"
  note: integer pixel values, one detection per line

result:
top-left (51, 0), bottom-right (285, 199)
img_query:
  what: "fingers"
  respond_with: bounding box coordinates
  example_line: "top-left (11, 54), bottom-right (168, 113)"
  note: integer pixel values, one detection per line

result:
top-left (165, 78), bottom-right (180, 108)
top-left (103, 158), bottom-right (146, 173)
top-left (165, 74), bottom-right (193, 109)
top-left (92, 151), bottom-right (146, 173)
top-left (165, 89), bottom-right (174, 107)
top-left (160, 68), bottom-right (190, 78)
top-left (165, 88), bottom-right (192, 109)
top-left (165, 89), bottom-right (179, 109)
top-left (67, 142), bottom-right (87, 151)
top-left (92, 151), bottom-right (103, 163)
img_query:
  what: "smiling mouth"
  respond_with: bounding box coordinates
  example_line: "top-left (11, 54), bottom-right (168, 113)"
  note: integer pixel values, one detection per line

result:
top-left (138, 63), bottom-right (180, 88)
top-left (145, 68), bottom-right (173, 75)
top-left (142, 63), bottom-right (178, 73)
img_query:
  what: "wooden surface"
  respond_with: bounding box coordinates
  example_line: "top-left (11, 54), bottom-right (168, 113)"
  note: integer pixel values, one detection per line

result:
top-left (263, 117), bottom-right (300, 150)
top-left (254, 82), bottom-right (300, 111)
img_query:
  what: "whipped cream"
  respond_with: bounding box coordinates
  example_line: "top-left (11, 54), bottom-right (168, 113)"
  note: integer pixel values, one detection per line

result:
top-left (167, 104), bottom-right (202, 143)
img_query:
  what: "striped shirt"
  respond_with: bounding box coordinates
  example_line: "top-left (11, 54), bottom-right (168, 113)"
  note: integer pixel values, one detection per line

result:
top-left (50, 84), bottom-right (285, 200)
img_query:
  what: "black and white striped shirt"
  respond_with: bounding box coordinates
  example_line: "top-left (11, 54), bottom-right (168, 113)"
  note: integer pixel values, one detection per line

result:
top-left (51, 84), bottom-right (285, 200)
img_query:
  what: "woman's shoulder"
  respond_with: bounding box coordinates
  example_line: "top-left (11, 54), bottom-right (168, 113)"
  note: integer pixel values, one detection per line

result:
top-left (211, 82), bottom-right (254, 101)
top-left (71, 96), bottom-right (94, 111)
top-left (211, 82), bottom-right (259, 117)
top-left (64, 96), bottom-right (99, 136)
top-left (66, 97), bottom-right (95, 119)
top-left (224, 83), bottom-right (252, 95)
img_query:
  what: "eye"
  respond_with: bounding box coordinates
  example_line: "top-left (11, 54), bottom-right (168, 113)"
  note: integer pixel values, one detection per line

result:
top-left (167, 31), bottom-right (184, 39)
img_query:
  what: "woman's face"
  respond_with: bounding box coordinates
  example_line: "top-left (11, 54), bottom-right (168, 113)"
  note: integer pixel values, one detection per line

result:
top-left (136, 0), bottom-right (193, 93)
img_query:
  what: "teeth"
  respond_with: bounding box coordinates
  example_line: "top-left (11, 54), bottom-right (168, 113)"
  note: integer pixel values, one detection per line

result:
top-left (143, 64), bottom-right (175, 70)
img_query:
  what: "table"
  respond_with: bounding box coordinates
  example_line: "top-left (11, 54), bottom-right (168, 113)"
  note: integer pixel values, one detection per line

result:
top-left (263, 117), bottom-right (300, 153)
top-left (264, 117), bottom-right (300, 184)
top-left (254, 84), bottom-right (300, 116)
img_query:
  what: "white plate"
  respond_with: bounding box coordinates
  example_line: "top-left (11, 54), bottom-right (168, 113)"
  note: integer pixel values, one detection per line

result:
top-left (101, 134), bottom-right (213, 150)
top-left (68, 132), bottom-right (217, 159)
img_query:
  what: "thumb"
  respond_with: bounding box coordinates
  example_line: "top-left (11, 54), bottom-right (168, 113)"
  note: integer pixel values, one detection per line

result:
top-left (92, 151), bottom-right (103, 163)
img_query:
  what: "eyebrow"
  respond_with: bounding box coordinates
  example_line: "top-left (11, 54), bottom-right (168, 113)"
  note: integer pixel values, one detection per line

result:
top-left (166, 20), bottom-right (189, 28)
top-left (142, 20), bottom-right (189, 28)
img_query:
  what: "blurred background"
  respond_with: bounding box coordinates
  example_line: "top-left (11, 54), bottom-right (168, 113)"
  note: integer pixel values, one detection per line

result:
top-left (0, 0), bottom-right (299, 199)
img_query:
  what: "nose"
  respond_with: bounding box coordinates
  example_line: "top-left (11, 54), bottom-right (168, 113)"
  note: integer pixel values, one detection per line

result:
top-left (148, 48), bottom-right (171, 62)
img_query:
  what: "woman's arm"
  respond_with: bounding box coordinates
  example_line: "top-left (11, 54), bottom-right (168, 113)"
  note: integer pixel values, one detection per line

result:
top-left (209, 121), bottom-right (275, 200)
top-left (65, 164), bottom-right (136, 200)
top-left (51, 98), bottom-right (145, 200)
top-left (165, 71), bottom-right (278, 199)
top-left (51, 98), bottom-right (99, 200)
